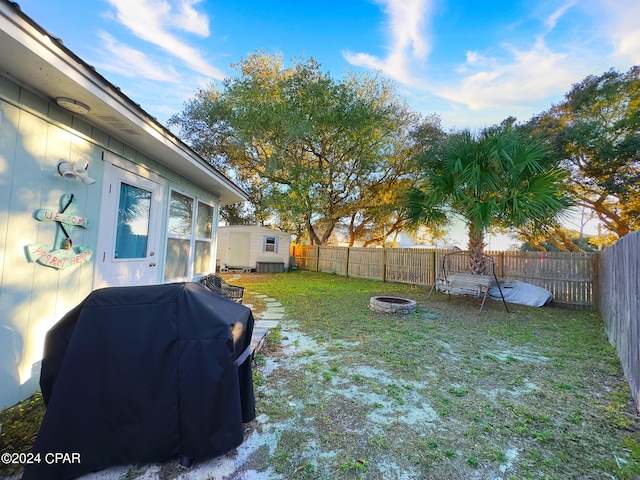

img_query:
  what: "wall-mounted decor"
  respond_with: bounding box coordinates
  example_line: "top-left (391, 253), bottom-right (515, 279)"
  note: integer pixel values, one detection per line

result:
top-left (25, 193), bottom-right (94, 270)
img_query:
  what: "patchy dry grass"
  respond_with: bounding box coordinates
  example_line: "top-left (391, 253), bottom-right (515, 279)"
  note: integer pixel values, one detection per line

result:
top-left (2, 270), bottom-right (638, 480)
top-left (236, 270), bottom-right (640, 480)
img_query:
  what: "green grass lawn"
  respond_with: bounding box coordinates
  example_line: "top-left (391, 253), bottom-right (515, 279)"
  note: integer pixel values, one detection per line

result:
top-left (239, 270), bottom-right (640, 479)
top-left (2, 270), bottom-right (638, 479)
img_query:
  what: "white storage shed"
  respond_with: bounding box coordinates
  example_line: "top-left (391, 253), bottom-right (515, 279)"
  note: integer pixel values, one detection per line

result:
top-left (217, 226), bottom-right (292, 273)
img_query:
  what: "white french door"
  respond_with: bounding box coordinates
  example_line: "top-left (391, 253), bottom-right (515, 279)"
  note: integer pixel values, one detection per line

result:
top-left (93, 161), bottom-right (164, 288)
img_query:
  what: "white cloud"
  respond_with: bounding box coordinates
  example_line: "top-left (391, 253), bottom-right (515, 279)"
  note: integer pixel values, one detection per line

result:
top-left (615, 31), bottom-right (640, 63)
top-left (343, 0), bottom-right (434, 85)
top-left (348, 0), bottom-right (639, 127)
top-left (596, 0), bottom-right (640, 64)
top-left (432, 2), bottom-right (590, 112)
top-left (543, 0), bottom-right (577, 32)
top-left (172, 0), bottom-right (210, 36)
top-left (438, 38), bottom-right (581, 111)
top-left (455, 51), bottom-right (491, 73)
top-left (104, 0), bottom-right (225, 79)
top-left (342, 0), bottom-right (586, 110)
top-left (96, 31), bottom-right (181, 82)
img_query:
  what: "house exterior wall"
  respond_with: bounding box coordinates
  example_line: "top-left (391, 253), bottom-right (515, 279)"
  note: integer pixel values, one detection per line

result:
top-left (217, 226), bottom-right (291, 270)
top-left (0, 78), bottom-right (221, 409)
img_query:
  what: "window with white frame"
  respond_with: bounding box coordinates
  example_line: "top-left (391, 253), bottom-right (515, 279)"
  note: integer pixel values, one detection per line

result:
top-left (263, 235), bottom-right (278, 253)
top-left (164, 189), bottom-right (214, 281)
top-left (194, 202), bottom-right (213, 275)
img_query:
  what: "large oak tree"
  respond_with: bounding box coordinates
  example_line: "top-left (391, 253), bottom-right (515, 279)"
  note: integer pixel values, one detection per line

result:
top-left (528, 66), bottom-right (640, 239)
top-left (170, 52), bottom-right (433, 245)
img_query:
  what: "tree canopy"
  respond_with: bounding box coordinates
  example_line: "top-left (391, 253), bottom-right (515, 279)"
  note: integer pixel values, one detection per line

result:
top-left (527, 66), bottom-right (640, 239)
top-left (169, 53), bottom-right (636, 250)
top-left (170, 51), bottom-right (435, 245)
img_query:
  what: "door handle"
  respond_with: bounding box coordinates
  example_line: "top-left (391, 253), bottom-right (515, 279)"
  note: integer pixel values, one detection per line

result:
top-left (149, 262), bottom-right (157, 267)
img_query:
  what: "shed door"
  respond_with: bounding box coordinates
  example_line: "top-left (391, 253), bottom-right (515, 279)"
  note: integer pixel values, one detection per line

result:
top-left (227, 232), bottom-right (250, 267)
top-left (93, 163), bottom-right (163, 288)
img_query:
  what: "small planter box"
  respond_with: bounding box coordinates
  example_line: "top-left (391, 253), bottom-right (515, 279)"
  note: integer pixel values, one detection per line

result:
top-left (256, 261), bottom-right (284, 273)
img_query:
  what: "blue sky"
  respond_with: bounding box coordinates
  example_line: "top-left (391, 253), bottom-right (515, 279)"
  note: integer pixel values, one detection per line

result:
top-left (18, 0), bottom-right (640, 131)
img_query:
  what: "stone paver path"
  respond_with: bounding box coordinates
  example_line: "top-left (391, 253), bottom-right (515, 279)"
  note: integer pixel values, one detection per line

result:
top-left (246, 291), bottom-right (282, 357)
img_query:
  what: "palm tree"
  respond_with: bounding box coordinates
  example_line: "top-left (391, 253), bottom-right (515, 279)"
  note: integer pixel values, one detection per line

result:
top-left (407, 127), bottom-right (572, 273)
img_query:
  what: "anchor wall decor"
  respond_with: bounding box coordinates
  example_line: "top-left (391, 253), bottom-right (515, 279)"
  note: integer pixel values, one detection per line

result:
top-left (25, 193), bottom-right (94, 270)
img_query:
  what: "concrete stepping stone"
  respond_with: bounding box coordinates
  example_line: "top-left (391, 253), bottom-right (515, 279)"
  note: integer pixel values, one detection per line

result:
top-left (248, 292), bottom-right (285, 357)
top-left (257, 312), bottom-right (284, 320)
top-left (255, 320), bottom-right (280, 329)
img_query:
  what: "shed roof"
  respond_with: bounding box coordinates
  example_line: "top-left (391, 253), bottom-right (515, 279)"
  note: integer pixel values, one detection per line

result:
top-left (219, 225), bottom-right (292, 236)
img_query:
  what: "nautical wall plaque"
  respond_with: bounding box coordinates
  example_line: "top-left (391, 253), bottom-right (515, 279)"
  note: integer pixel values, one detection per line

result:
top-left (25, 193), bottom-right (94, 270)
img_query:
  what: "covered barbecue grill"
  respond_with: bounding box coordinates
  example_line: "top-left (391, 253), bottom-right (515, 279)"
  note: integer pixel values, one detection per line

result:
top-left (23, 282), bottom-right (255, 480)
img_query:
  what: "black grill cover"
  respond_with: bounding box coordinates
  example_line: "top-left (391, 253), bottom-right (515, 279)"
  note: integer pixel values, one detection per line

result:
top-left (23, 282), bottom-right (255, 480)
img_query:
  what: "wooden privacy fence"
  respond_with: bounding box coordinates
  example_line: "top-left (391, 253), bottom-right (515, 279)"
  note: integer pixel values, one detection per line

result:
top-left (597, 231), bottom-right (640, 411)
top-left (291, 245), bottom-right (596, 308)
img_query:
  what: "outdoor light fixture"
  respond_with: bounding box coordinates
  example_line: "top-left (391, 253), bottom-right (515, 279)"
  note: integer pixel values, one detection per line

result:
top-left (57, 160), bottom-right (96, 185)
top-left (56, 97), bottom-right (90, 115)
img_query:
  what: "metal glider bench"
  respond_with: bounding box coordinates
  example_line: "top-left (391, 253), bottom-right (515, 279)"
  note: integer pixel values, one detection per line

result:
top-left (427, 251), bottom-right (509, 313)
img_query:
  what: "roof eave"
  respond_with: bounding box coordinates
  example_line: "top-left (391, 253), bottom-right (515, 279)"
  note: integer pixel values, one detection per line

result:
top-left (0, 0), bottom-right (247, 205)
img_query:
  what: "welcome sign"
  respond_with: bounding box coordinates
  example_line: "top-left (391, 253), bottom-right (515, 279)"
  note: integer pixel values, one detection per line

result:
top-left (25, 193), bottom-right (94, 270)
top-left (34, 209), bottom-right (93, 228)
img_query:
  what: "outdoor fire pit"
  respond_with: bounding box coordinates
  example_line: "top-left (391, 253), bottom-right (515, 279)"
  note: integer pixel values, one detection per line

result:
top-left (369, 296), bottom-right (417, 315)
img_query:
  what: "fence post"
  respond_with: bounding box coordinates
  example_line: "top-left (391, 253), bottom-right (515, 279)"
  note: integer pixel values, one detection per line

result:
top-left (430, 250), bottom-right (436, 285)
top-left (382, 247), bottom-right (387, 282)
top-left (592, 252), bottom-right (600, 308)
top-left (345, 247), bottom-right (350, 278)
